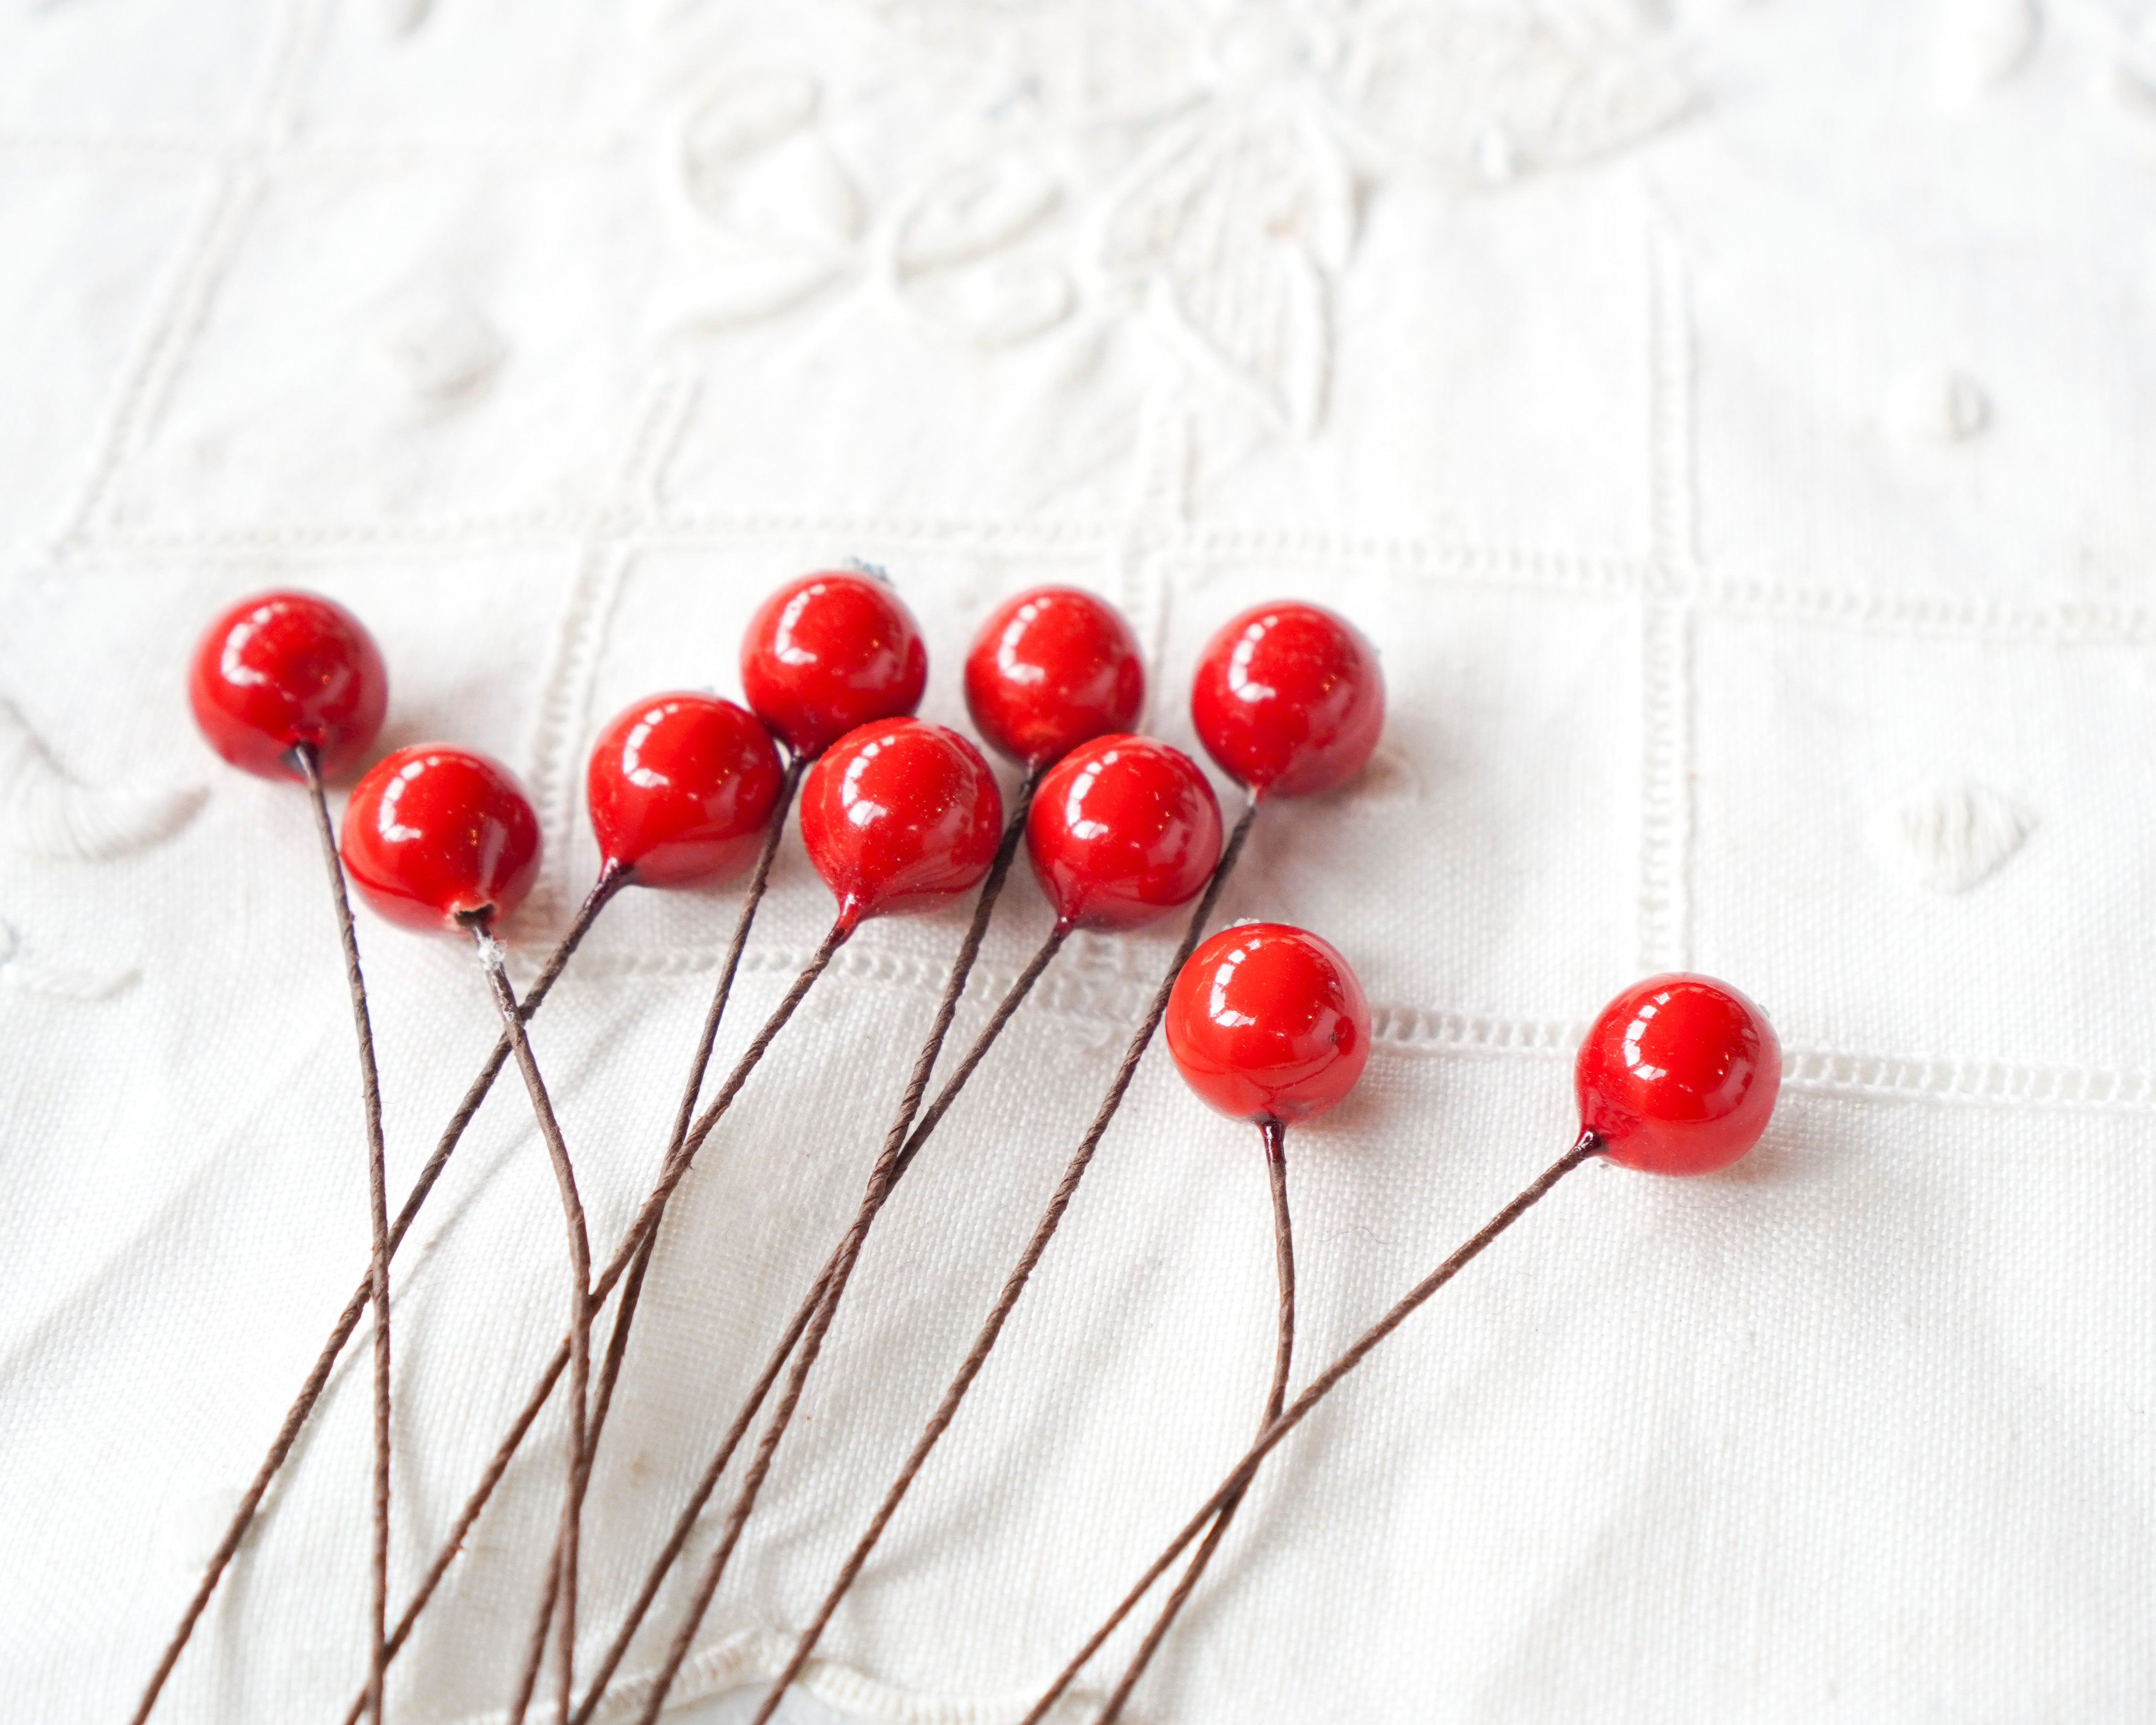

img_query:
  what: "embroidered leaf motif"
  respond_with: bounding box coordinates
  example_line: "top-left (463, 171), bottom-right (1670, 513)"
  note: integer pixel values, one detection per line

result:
top-left (897, 156), bottom-right (1062, 275)
top-left (0, 698), bottom-right (204, 862)
top-left (1338, 3), bottom-right (1699, 180)
top-left (0, 919), bottom-right (137, 1001)
top-left (907, 258), bottom-right (1075, 347)
top-left (379, 291), bottom-right (504, 403)
top-left (681, 69), bottom-right (821, 216)
top-left (1872, 781), bottom-right (2033, 894)
top-left (682, 72), bottom-right (861, 253)
top-left (664, 242), bottom-right (848, 334)
top-left (1102, 105), bottom-right (1352, 434)
top-left (674, 69), bottom-right (861, 329)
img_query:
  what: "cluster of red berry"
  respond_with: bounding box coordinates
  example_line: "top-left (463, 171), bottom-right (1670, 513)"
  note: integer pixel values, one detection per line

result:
top-left (160, 573), bottom-right (1783, 1725)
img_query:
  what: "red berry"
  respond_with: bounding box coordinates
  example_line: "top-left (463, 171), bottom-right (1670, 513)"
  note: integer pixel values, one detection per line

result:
top-left (585, 692), bottom-right (782, 887)
top-left (188, 590), bottom-right (389, 781)
top-left (1575, 974), bottom-right (1782, 1176)
top-left (340, 745), bottom-right (543, 933)
top-left (741, 572), bottom-right (928, 760)
top-left (1166, 923), bottom-right (1371, 1126)
top-left (1026, 735), bottom-right (1221, 933)
top-left (1190, 602), bottom-right (1384, 799)
top-left (799, 718), bottom-right (1003, 930)
top-left (964, 586), bottom-right (1146, 768)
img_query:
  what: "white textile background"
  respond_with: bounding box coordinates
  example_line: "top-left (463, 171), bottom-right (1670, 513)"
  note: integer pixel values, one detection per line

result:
top-left (4, 1), bottom-right (2154, 1722)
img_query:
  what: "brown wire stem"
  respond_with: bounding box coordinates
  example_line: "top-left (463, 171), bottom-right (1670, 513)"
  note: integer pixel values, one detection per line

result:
top-left (341, 758), bottom-right (807, 1725)
top-left (745, 797), bottom-right (1260, 1725)
top-left (502, 1232), bottom-right (653, 1725)
top-left (568, 905), bottom-right (1069, 1725)
top-left (599, 776), bottom-right (1043, 1724)
top-left (127, 794), bottom-right (627, 1725)
top-left (472, 922), bottom-right (594, 1725)
top-left (339, 920), bottom-right (845, 1722)
top-left (1019, 1130), bottom-right (1603, 1723)
top-left (500, 757), bottom-right (805, 1724)
top-left (1096, 1117), bottom-right (1295, 1722)
top-left (602, 772), bottom-right (1044, 1725)
top-left (294, 744), bottom-right (395, 1725)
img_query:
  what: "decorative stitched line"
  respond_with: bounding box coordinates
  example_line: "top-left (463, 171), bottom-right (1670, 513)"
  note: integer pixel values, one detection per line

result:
top-left (0, 129), bottom-right (630, 166)
top-left (519, 537), bottom-right (639, 934)
top-left (45, 0), bottom-right (331, 558)
top-left (1778, 1050), bottom-right (2156, 1112)
top-left (517, 368), bottom-right (702, 933)
top-left (650, 510), bottom-right (1124, 551)
top-left (546, 1624), bottom-right (1090, 1725)
top-left (1118, 392), bottom-right (1193, 738)
top-left (1160, 535), bottom-right (1645, 600)
top-left (546, 941), bottom-right (2156, 1116)
top-left (59, 506), bottom-right (2156, 654)
top-left (79, 511), bottom-right (580, 555)
top-left (1646, 215), bottom-right (1699, 585)
top-left (50, 170), bottom-right (264, 553)
top-left (1634, 598), bottom-right (1693, 974)
top-left (1696, 579), bottom-right (2156, 645)
top-left (1635, 219), bottom-right (1699, 975)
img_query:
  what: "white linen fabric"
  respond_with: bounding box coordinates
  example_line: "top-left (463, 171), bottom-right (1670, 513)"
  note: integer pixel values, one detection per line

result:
top-left (4, 1), bottom-right (2154, 1721)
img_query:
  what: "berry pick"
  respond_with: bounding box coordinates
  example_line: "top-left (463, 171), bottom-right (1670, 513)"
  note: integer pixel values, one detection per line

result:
top-left (1028, 736), bottom-right (1223, 934)
top-left (152, 591), bottom-right (396, 1725)
top-left (1167, 923), bottom-right (1371, 1125)
top-left (1081, 924), bottom-right (1372, 1721)
top-left (746, 600), bottom-right (1387, 1725)
top-left (360, 706), bottom-right (822, 1723)
top-left (741, 570), bottom-right (928, 761)
top-left (1577, 974), bottom-right (1783, 1176)
top-left (611, 716), bottom-right (1012, 1720)
top-left (585, 692), bottom-right (782, 888)
top-left (498, 690), bottom-right (785, 1723)
top-left (149, 666), bottom-right (673, 1725)
top-left (361, 583), bottom-right (960, 1721)
top-left (1028, 973), bottom-right (1783, 1719)
top-left (341, 745), bottom-right (543, 933)
top-left (575, 601), bottom-right (1175, 1725)
top-left (739, 749), bottom-right (1249, 1725)
top-left (1191, 600), bottom-right (1385, 800)
top-left (966, 585), bottom-right (1146, 769)
top-left (799, 717), bottom-right (1004, 930)
top-left (189, 589), bottom-right (388, 783)
top-left (341, 747), bottom-right (603, 1723)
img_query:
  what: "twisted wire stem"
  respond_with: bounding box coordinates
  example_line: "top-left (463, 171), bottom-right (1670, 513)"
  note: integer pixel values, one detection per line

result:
top-left (744, 798), bottom-right (1260, 1725)
top-left (499, 757), bottom-right (806, 1725)
top-left (471, 924), bottom-right (593, 1725)
top-left (602, 773), bottom-right (1046, 1725)
top-left (295, 745), bottom-right (394, 1725)
top-left (128, 793), bottom-right (626, 1725)
top-left (1094, 1118), bottom-right (1295, 1723)
top-left (340, 758), bottom-right (808, 1725)
top-left (1020, 1132), bottom-right (1603, 1722)
top-left (359, 912), bottom-right (844, 1719)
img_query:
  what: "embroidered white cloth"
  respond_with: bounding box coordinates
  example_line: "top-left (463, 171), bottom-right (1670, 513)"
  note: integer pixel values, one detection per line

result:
top-left (5, 2), bottom-right (2154, 1722)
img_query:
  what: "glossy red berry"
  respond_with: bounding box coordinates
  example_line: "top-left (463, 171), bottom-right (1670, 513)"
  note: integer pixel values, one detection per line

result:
top-left (964, 586), bottom-right (1146, 768)
top-left (741, 571), bottom-right (928, 760)
top-left (1027, 736), bottom-right (1221, 933)
top-left (1575, 974), bottom-right (1782, 1176)
top-left (1166, 923), bottom-right (1371, 1127)
top-left (188, 590), bottom-right (389, 781)
top-left (340, 745), bottom-right (543, 934)
top-left (585, 692), bottom-right (782, 887)
top-left (1190, 602), bottom-right (1384, 799)
top-left (799, 718), bottom-right (1003, 931)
